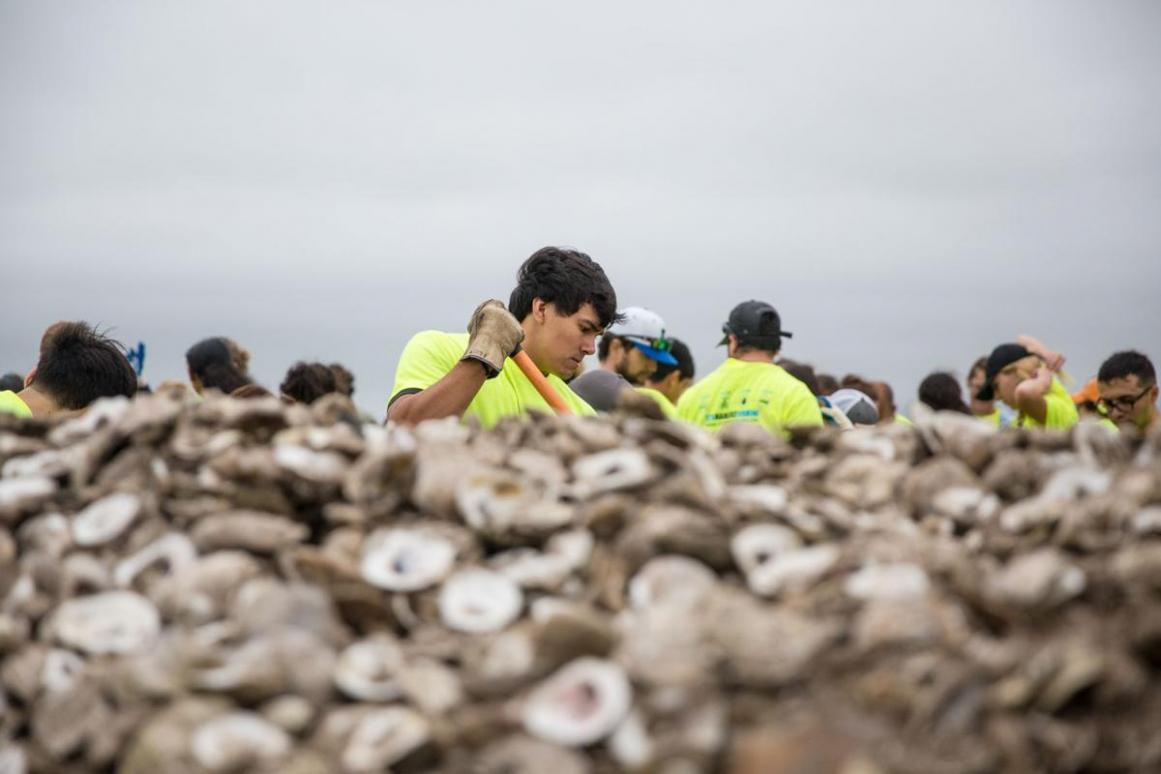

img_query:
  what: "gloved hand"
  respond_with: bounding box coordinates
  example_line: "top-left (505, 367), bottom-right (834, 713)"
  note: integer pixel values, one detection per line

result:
top-left (462, 300), bottom-right (524, 378)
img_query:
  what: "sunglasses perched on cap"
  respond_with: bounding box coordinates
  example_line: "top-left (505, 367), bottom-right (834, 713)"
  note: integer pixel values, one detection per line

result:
top-left (625, 335), bottom-right (672, 352)
top-left (1097, 384), bottom-right (1153, 415)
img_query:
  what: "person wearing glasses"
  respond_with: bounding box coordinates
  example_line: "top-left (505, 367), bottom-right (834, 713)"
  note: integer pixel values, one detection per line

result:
top-left (676, 300), bottom-right (822, 437)
top-left (569, 307), bottom-right (678, 412)
top-left (973, 335), bottom-right (1078, 430)
top-left (1097, 350), bottom-right (1159, 434)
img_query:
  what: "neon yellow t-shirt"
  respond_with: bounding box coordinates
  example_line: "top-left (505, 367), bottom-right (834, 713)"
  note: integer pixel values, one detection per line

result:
top-left (978, 409), bottom-right (1002, 426)
top-left (635, 387), bottom-right (679, 420)
top-left (676, 358), bottom-right (823, 437)
top-left (893, 414), bottom-right (913, 427)
top-left (0, 391), bottom-right (32, 419)
top-left (1015, 377), bottom-right (1079, 430)
top-left (389, 331), bottom-right (595, 428)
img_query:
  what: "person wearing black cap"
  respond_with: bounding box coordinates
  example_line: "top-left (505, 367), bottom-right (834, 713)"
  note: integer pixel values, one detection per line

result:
top-left (676, 300), bottom-right (822, 436)
top-left (975, 335), bottom-right (1077, 429)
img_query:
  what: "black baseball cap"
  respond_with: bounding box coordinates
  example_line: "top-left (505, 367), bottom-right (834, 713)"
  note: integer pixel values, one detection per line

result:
top-left (975, 343), bottom-right (1031, 401)
top-left (718, 300), bottom-right (793, 348)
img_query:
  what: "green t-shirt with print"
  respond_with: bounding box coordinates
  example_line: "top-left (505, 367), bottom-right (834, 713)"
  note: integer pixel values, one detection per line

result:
top-left (676, 358), bottom-right (823, 437)
top-left (389, 331), bottom-right (595, 428)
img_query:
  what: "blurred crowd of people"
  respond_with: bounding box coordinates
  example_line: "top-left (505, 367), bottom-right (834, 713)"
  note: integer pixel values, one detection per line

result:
top-left (2, 247), bottom-right (1156, 440)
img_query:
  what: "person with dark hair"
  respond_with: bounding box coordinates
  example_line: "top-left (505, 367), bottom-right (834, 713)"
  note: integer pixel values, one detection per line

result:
top-left (875, 381), bottom-right (912, 426)
top-left (967, 356), bottom-right (1003, 426)
top-left (840, 374), bottom-right (879, 400)
top-left (783, 360), bottom-right (851, 428)
top-left (186, 337), bottom-right (252, 396)
top-left (0, 321), bottom-right (136, 418)
top-left (635, 338), bottom-right (695, 419)
top-left (918, 372), bottom-right (972, 415)
top-left (231, 384), bottom-right (276, 400)
top-left (779, 359), bottom-right (819, 396)
top-left (387, 246), bottom-right (617, 427)
top-left (1097, 350), bottom-right (1158, 433)
top-left (815, 373), bottom-right (839, 396)
top-left (0, 373), bottom-right (23, 393)
top-left (329, 363), bottom-right (355, 398)
top-left (842, 375), bottom-right (910, 426)
top-left (280, 362), bottom-right (338, 405)
top-left (677, 300), bottom-right (822, 436)
top-left (570, 307), bottom-right (677, 411)
top-left (974, 335), bottom-right (1077, 430)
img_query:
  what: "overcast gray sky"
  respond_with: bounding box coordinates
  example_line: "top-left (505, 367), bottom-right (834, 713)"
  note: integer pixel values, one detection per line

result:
top-left (3, 1), bottom-right (1159, 418)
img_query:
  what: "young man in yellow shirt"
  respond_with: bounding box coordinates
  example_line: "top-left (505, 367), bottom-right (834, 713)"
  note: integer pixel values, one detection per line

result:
top-left (0, 322), bottom-right (137, 419)
top-left (635, 338), bottom-right (694, 420)
top-left (387, 247), bottom-right (617, 428)
top-left (1097, 350), bottom-right (1159, 434)
top-left (677, 300), bottom-right (822, 437)
top-left (974, 336), bottom-right (1078, 430)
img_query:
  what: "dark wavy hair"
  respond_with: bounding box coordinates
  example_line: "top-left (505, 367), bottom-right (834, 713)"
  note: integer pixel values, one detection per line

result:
top-left (918, 371), bottom-right (972, 414)
top-left (186, 337), bottom-right (252, 395)
top-left (33, 322), bottom-right (137, 409)
top-left (1098, 350), bottom-right (1155, 386)
top-left (508, 246), bottom-right (620, 329)
top-left (280, 361), bottom-right (337, 405)
top-left (650, 339), bottom-right (696, 382)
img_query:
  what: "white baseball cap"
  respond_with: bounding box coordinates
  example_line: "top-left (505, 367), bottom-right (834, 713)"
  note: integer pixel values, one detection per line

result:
top-left (605, 307), bottom-right (678, 366)
top-left (829, 389), bottom-right (880, 425)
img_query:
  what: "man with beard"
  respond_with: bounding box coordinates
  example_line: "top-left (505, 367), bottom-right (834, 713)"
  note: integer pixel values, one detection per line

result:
top-left (569, 307), bottom-right (678, 412)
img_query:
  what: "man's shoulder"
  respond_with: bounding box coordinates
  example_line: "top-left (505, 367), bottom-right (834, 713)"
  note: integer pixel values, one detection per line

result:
top-left (403, 330), bottom-right (468, 352)
top-left (0, 390), bottom-right (32, 418)
top-left (570, 369), bottom-right (625, 389)
top-left (568, 368), bottom-right (628, 412)
top-left (392, 330), bottom-right (469, 402)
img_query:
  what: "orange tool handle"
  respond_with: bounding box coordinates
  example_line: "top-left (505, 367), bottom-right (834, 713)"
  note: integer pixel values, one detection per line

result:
top-left (512, 350), bottom-right (573, 415)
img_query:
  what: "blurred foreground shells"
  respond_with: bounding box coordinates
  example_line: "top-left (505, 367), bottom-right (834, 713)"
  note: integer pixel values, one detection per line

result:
top-left (1, 393), bottom-right (1160, 772)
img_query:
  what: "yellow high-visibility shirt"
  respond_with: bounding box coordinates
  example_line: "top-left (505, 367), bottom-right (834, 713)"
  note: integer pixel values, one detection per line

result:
top-left (1014, 377), bottom-right (1079, 430)
top-left (0, 391), bottom-right (32, 419)
top-left (635, 386), bottom-right (680, 420)
top-left (677, 358), bottom-right (822, 438)
top-left (389, 331), bottom-right (594, 428)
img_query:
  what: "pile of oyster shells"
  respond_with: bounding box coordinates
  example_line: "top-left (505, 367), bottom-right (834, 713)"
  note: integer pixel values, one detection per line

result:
top-left (1, 392), bottom-right (1159, 773)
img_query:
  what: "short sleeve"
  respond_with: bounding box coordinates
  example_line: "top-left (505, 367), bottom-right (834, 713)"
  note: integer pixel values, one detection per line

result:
top-left (389, 331), bottom-right (462, 407)
top-left (1043, 393), bottom-right (1079, 429)
top-left (780, 382), bottom-right (824, 428)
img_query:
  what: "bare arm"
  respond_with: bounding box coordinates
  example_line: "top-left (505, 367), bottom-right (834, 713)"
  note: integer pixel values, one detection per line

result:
top-left (1016, 334), bottom-right (1065, 372)
top-left (1014, 366), bottom-right (1053, 424)
top-left (387, 360), bottom-right (488, 426)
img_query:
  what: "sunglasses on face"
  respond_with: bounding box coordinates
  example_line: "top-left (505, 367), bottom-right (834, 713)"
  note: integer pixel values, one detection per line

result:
top-left (1098, 384), bottom-right (1153, 414)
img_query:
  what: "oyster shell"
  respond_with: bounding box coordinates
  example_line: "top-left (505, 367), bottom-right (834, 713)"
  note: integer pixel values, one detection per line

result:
top-left (522, 658), bottom-right (632, 747)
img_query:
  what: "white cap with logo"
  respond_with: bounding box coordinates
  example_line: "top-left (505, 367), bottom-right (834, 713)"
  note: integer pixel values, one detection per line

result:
top-left (605, 307), bottom-right (678, 366)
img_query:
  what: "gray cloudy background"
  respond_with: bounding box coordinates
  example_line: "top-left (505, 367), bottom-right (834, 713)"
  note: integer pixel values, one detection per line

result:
top-left (3, 1), bottom-right (1160, 418)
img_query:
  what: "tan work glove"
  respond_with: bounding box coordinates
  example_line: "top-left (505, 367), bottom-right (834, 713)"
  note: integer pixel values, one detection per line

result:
top-left (462, 300), bottom-right (524, 378)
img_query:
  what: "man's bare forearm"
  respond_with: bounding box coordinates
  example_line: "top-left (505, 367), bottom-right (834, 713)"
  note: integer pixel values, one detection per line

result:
top-left (387, 360), bottom-right (488, 425)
